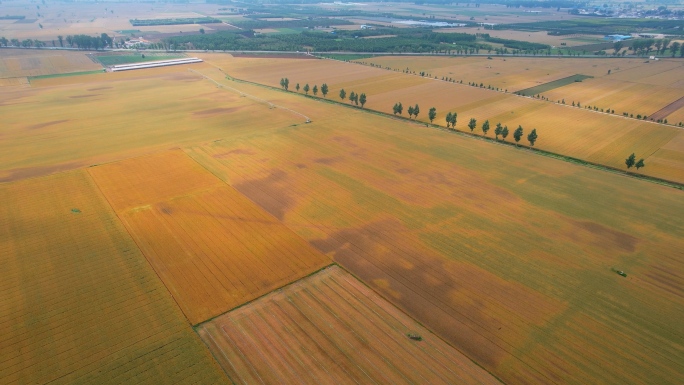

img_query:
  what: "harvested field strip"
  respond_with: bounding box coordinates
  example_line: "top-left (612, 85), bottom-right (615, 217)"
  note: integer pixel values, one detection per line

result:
top-left (89, 150), bottom-right (331, 324)
top-left (0, 170), bottom-right (228, 384)
top-left (515, 74), bottom-right (593, 96)
top-left (186, 112), bottom-right (684, 385)
top-left (197, 265), bottom-right (502, 385)
top-left (649, 95), bottom-right (684, 121)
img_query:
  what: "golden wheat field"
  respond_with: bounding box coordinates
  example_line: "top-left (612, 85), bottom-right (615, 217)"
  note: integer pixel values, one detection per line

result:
top-left (198, 54), bottom-right (684, 183)
top-left (0, 170), bottom-right (229, 384)
top-left (89, 150), bottom-right (331, 325)
top-left (0, 63), bottom-right (301, 182)
top-left (183, 79), bottom-right (684, 385)
top-left (1, 47), bottom-right (683, 385)
top-left (198, 265), bottom-right (502, 385)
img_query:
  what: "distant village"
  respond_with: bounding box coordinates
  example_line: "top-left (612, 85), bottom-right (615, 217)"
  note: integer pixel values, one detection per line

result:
top-left (572, 5), bottom-right (684, 20)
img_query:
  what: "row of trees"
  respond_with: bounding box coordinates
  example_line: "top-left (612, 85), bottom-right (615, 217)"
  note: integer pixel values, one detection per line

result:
top-left (340, 89), bottom-right (366, 107)
top-left (391, 104), bottom-right (539, 146)
top-left (391, 103), bottom-right (421, 119)
top-left (625, 154), bottom-right (646, 170)
top-left (279, 78), bottom-right (366, 107)
top-left (465, 118), bottom-right (537, 146)
top-left (0, 33), bottom-right (113, 50)
top-left (627, 39), bottom-right (684, 58)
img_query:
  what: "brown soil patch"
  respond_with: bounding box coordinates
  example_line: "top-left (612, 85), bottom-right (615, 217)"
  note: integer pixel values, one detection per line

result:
top-left (193, 106), bottom-right (242, 116)
top-left (27, 119), bottom-right (69, 130)
top-left (0, 160), bottom-right (86, 183)
top-left (87, 86), bottom-right (112, 91)
top-left (212, 148), bottom-right (256, 158)
top-left (649, 96), bottom-right (684, 121)
top-left (566, 218), bottom-right (639, 253)
top-left (233, 168), bottom-right (293, 221)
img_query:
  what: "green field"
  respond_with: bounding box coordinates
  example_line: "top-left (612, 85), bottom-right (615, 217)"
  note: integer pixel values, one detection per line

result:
top-left (95, 53), bottom-right (186, 66)
top-left (28, 69), bottom-right (105, 80)
top-left (516, 74), bottom-right (593, 96)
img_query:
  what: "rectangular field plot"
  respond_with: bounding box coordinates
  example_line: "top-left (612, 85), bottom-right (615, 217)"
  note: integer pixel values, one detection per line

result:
top-left (198, 265), bottom-right (502, 385)
top-left (89, 150), bottom-right (331, 324)
top-left (0, 49), bottom-right (103, 78)
top-left (0, 171), bottom-right (228, 384)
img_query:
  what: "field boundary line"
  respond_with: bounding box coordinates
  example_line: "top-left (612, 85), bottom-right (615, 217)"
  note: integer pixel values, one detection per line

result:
top-left (219, 74), bottom-right (684, 191)
top-left (187, 68), bottom-right (311, 123)
top-left (193, 263), bottom-right (336, 328)
top-left (85, 163), bottom-right (196, 327)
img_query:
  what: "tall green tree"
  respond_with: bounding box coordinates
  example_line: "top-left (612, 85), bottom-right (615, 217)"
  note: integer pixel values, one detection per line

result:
top-left (494, 122), bottom-right (503, 139)
top-left (670, 42), bottom-right (680, 57)
top-left (446, 112), bottom-right (453, 128)
top-left (339, 88), bottom-right (346, 100)
top-left (296, 83), bottom-right (300, 92)
top-left (468, 118), bottom-right (477, 132)
top-left (613, 41), bottom-right (623, 54)
top-left (481, 120), bottom-right (490, 136)
top-left (449, 112), bottom-right (457, 128)
top-left (625, 153), bottom-right (636, 168)
top-left (349, 91), bottom-right (356, 104)
top-left (428, 107), bottom-right (436, 123)
top-left (313, 85), bottom-right (318, 96)
top-left (413, 104), bottom-right (420, 119)
top-left (635, 158), bottom-right (645, 170)
top-left (527, 128), bottom-right (538, 146)
top-left (303, 83), bottom-right (310, 95)
top-left (501, 125), bottom-right (509, 141)
top-left (321, 83), bottom-right (328, 97)
top-left (407, 105), bottom-right (415, 118)
top-left (57, 35), bottom-right (63, 47)
top-left (514, 125), bottom-right (524, 145)
top-left (393, 102), bottom-right (403, 115)
top-left (359, 93), bottom-right (367, 108)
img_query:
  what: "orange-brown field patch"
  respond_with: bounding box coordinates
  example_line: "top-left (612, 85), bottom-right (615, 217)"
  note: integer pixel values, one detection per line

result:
top-left (0, 170), bottom-right (229, 384)
top-left (198, 265), bottom-right (502, 385)
top-left (89, 150), bottom-right (331, 324)
top-left (184, 81), bottom-right (684, 385)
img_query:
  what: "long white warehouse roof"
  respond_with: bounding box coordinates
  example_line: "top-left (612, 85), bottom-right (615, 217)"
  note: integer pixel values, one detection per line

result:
top-left (110, 57), bottom-right (203, 72)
